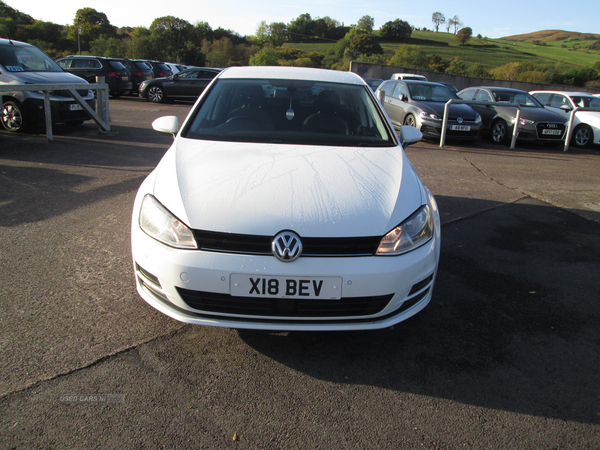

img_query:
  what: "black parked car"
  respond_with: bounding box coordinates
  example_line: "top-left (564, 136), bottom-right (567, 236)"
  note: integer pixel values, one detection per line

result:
top-left (457, 87), bottom-right (568, 145)
top-left (376, 80), bottom-right (482, 141)
top-left (56, 55), bottom-right (132, 98)
top-left (116, 59), bottom-right (153, 94)
top-left (139, 67), bottom-right (221, 103)
top-left (133, 60), bottom-right (172, 79)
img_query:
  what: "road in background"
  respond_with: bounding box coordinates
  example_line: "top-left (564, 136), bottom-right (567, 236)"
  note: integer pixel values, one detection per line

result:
top-left (1, 98), bottom-right (599, 448)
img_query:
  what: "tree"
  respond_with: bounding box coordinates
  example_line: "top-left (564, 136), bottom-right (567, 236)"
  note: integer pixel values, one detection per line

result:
top-left (249, 47), bottom-right (279, 66)
top-left (69, 8), bottom-right (116, 52)
top-left (456, 27), bottom-right (473, 45)
top-left (448, 16), bottom-right (462, 34)
top-left (356, 15), bottom-right (375, 33)
top-left (379, 19), bottom-right (412, 40)
top-left (388, 44), bottom-right (428, 69)
top-left (254, 21), bottom-right (287, 47)
top-left (348, 33), bottom-right (383, 56)
top-left (431, 12), bottom-right (445, 32)
top-left (288, 13), bottom-right (314, 41)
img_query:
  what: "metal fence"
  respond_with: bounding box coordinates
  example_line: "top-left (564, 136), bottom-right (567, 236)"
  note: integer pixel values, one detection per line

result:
top-left (0, 76), bottom-right (110, 141)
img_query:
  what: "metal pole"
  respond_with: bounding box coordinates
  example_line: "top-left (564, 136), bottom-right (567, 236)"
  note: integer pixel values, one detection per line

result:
top-left (563, 109), bottom-right (577, 152)
top-left (439, 99), bottom-right (451, 148)
top-left (510, 108), bottom-right (521, 150)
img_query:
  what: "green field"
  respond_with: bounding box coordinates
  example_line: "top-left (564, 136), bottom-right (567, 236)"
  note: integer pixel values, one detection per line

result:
top-left (287, 29), bottom-right (600, 71)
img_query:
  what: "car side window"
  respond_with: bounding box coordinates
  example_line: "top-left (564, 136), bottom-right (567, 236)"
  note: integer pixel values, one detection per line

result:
top-left (550, 95), bottom-right (567, 108)
top-left (475, 90), bottom-right (493, 103)
top-left (534, 93), bottom-right (551, 105)
top-left (382, 81), bottom-right (395, 96)
top-left (56, 59), bottom-right (71, 68)
top-left (72, 59), bottom-right (89, 68)
top-left (460, 88), bottom-right (476, 101)
top-left (391, 83), bottom-right (407, 99)
top-left (199, 71), bottom-right (217, 80)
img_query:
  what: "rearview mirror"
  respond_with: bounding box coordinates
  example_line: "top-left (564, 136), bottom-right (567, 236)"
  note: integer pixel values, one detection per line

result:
top-left (152, 116), bottom-right (179, 137)
top-left (399, 125), bottom-right (422, 149)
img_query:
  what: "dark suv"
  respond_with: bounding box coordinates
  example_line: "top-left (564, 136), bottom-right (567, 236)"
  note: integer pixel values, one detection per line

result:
top-left (1, 38), bottom-right (95, 132)
top-left (133, 60), bottom-right (172, 79)
top-left (115, 58), bottom-right (153, 94)
top-left (56, 55), bottom-right (133, 98)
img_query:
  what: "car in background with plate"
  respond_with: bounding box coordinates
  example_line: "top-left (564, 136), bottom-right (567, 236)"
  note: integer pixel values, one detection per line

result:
top-left (376, 79), bottom-right (481, 141)
top-left (1, 38), bottom-right (95, 132)
top-left (458, 86), bottom-right (568, 145)
top-left (55, 55), bottom-right (132, 98)
top-left (530, 90), bottom-right (600, 148)
top-left (131, 66), bottom-right (440, 331)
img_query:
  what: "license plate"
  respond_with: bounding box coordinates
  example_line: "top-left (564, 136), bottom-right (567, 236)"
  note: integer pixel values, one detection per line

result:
top-left (69, 104), bottom-right (83, 111)
top-left (542, 129), bottom-right (561, 135)
top-left (230, 274), bottom-right (342, 300)
top-left (450, 125), bottom-right (471, 131)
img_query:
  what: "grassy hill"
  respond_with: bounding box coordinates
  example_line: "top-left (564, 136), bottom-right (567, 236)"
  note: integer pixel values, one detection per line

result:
top-left (288, 29), bottom-right (600, 71)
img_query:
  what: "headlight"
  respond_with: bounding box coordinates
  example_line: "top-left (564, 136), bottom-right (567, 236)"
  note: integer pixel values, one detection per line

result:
top-left (139, 194), bottom-right (197, 249)
top-left (475, 113), bottom-right (482, 124)
top-left (376, 205), bottom-right (434, 256)
top-left (420, 111), bottom-right (440, 121)
top-left (518, 118), bottom-right (535, 127)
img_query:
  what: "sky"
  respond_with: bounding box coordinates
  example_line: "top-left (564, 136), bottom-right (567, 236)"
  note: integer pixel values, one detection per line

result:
top-left (5, 0), bottom-right (599, 39)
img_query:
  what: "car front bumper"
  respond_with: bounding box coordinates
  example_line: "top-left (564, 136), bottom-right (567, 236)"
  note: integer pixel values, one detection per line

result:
top-left (131, 220), bottom-right (440, 331)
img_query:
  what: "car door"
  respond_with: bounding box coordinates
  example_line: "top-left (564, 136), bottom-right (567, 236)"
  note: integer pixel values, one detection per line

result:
top-left (473, 89), bottom-right (497, 129)
top-left (384, 82), bottom-right (409, 128)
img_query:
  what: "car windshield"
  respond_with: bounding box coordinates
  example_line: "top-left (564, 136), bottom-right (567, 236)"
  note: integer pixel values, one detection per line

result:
top-left (570, 95), bottom-right (600, 108)
top-left (0, 45), bottom-right (62, 72)
top-left (491, 90), bottom-right (542, 107)
top-left (183, 78), bottom-right (395, 147)
top-left (408, 84), bottom-right (457, 102)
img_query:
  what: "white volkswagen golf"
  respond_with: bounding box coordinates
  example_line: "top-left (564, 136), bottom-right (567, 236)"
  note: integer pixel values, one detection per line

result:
top-left (131, 66), bottom-right (441, 331)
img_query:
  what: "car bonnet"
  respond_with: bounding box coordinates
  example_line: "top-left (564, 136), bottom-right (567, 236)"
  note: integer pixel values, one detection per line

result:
top-left (151, 138), bottom-right (424, 238)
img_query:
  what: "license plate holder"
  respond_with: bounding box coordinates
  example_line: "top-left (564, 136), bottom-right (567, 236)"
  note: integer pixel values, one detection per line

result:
top-left (542, 129), bottom-right (561, 135)
top-left (450, 125), bottom-right (471, 131)
top-left (230, 274), bottom-right (343, 300)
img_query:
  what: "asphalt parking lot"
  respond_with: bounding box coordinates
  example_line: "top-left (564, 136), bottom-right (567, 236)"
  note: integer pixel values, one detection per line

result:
top-left (1, 97), bottom-right (599, 449)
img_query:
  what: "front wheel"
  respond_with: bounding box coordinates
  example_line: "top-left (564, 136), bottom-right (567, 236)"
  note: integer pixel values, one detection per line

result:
top-left (491, 120), bottom-right (509, 145)
top-left (403, 114), bottom-right (416, 127)
top-left (1, 100), bottom-right (29, 132)
top-left (147, 85), bottom-right (165, 103)
top-left (572, 124), bottom-right (593, 148)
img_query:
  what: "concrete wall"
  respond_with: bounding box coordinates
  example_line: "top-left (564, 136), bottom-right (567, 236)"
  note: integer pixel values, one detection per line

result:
top-left (349, 61), bottom-right (595, 93)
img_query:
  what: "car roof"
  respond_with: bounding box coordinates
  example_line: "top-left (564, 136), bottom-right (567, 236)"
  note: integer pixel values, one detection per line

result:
top-left (530, 90), bottom-right (595, 97)
top-left (0, 38), bottom-right (31, 47)
top-left (217, 66), bottom-right (365, 85)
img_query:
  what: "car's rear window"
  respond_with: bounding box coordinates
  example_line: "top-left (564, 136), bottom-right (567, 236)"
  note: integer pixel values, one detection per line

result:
top-left (183, 78), bottom-right (395, 147)
top-left (108, 61), bottom-right (127, 71)
top-left (0, 45), bottom-right (62, 72)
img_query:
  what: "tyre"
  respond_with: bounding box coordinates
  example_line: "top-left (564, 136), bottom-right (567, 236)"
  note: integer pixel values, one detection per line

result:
top-left (491, 120), bottom-right (509, 145)
top-left (110, 91), bottom-right (122, 99)
top-left (147, 85), bottom-right (165, 103)
top-left (1, 100), bottom-right (29, 132)
top-left (403, 114), bottom-right (416, 127)
top-left (572, 124), bottom-right (593, 148)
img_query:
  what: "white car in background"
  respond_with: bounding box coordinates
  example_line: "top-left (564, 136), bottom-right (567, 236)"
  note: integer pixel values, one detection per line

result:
top-left (530, 90), bottom-right (600, 148)
top-left (131, 66), bottom-right (440, 331)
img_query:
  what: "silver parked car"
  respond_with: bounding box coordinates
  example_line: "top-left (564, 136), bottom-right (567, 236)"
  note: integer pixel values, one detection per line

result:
top-left (376, 80), bottom-right (482, 141)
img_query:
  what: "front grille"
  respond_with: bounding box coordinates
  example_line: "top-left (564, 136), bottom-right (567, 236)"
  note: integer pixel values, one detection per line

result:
top-left (176, 288), bottom-right (393, 317)
top-left (193, 230), bottom-right (381, 257)
top-left (536, 122), bottom-right (566, 140)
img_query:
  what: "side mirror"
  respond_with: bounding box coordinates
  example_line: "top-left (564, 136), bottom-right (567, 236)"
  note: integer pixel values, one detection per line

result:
top-left (399, 125), bottom-right (422, 149)
top-left (152, 116), bottom-right (179, 137)
top-left (560, 104), bottom-right (572, 112)
top-left (376, 90), bottom-right (386, 103)
top-left (398, 93), bottom-right (406, 102)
